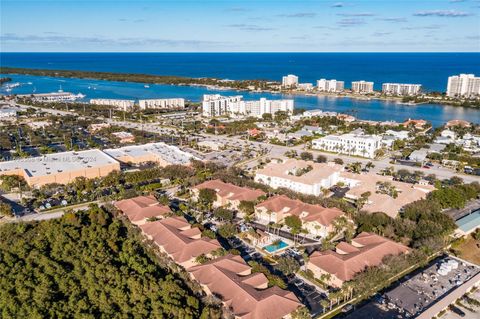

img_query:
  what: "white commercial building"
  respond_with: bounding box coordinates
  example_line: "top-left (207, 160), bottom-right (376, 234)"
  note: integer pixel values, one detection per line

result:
top-left (317, 79), bottom-right (345, 92)
top-left (254, 159), bottom-right (343, 196)
top-left (382, 83), bottom-right (422, 96)
top-left (90, 99), bottom-right (135, 111)
top-left (351, 81), bottom-right (374, 94)
top-left (202, 95), bottom-right (294, 118)
top-left (446, 74), bottom-right (480, 98)
top-left (282, 74), bottom-right (299, 88)
top-left (138, 98), bottom-right (185, 110)
top-left (312, 133), bottom-right (383, 158)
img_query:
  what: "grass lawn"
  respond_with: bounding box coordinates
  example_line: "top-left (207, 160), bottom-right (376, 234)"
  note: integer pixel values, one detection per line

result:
top-left (451, 234), bottom-right (480, 265)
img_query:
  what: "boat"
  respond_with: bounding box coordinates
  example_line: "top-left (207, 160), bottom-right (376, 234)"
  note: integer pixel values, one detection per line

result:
top-left (58, 85), bottom-right (64, 93)
top-left (3, 82), bottom-right (20, 89)
top-left (144, 84), bottom-right (150, 88)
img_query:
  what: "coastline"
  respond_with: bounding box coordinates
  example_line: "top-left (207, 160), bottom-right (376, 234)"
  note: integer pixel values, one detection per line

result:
top-left (1, 66), bottom-right (478, 109)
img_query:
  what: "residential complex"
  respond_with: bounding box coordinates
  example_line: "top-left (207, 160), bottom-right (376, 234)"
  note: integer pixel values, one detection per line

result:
top-left (18, 92), bottom-right (84, 102)
top-left (115, 195), bottom-right (172, 225)
top-left (117, 196), bottom-right (302, 318)
top-left (104, 142), bottom-right (196, 166)
top-left (255, 195), bottom-right (345, 238)
top-left (201, 94), bottom-right (243, 117)
top-left (316, 79), bottom-right (344, 92)
top-left (0, 149), bottom-right (120, 187)
top-left (254, 159), bottom-right (343, 196)
top-left (340, 172), bottom-right (435, 218)
top-left (382, 83), bottom-right (422, 96)
top-left (255, 158), bottom-right (434, 218)
top-left (138, 98), bottom-right (185, 110)
top-left (307, 232), bottom-right (409, 287)
top-left (189, 254), bottom-right (302, 318)
top-left (298, 83), bottom-right (314, 91)
top-left (351, 81), bottom-right (374, 93)
top-left (282, 74), bottom-right (299, 88)
top-left (312, 133), bottom-right (383, 159)
top-left (192, 179), bottom-right (265, 214)
top-left (446, 74), bottom-right (480, 98)
top-left (201, 94), bottom-right (294, 118)
top-left (139, 216), bottom-right (222, 269)
top-left (90, 98), bottom-right (135, 111)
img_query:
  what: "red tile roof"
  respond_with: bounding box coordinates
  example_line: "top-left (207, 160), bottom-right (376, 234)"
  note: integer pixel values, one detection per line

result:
top-left (256, 195), bottom-right (344, 227)
top-left (194, 179), bottom-right (265, 202)
top-left (139, 216), bottom-right (221, 264)
top-left (189, 255), bottom-right (301, 319)
top-left (114, 195), bottom-right (171, 222)
top-left (309, 232), bottom-right (409, 282)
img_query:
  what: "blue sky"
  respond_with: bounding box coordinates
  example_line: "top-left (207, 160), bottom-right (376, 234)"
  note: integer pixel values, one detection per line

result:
top-left (1, 0), bottom-right (479, 52)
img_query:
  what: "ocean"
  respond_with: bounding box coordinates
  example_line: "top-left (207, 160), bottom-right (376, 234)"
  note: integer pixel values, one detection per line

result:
top-left (1, 52), bottom-right (480, 126)
top-left (1, 52), bottom-right (480, 92)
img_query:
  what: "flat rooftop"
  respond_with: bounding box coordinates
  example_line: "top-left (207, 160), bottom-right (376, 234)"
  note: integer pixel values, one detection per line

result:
top-left (104, 142), bottom-right (196, 165)
top-left (0, 149), bottom-right (119, 177)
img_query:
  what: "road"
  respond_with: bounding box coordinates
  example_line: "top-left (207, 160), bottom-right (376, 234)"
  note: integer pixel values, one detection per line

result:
top-left (12, 200), bottom-right (102, 223)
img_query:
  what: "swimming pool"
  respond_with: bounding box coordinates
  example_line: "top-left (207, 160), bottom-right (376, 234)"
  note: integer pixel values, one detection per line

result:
top-left (263, 240), bottom-right (289, 253)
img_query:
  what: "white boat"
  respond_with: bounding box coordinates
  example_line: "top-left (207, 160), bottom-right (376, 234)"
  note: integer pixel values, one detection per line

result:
top-left (58, 85), bottom-right (64, 93)
top-left (4, 82), bottom-right (20, 89)
top-left (144, 84), bottom-right (150, 88)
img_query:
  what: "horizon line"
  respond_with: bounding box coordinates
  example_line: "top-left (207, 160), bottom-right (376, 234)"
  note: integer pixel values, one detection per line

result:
top-left (1, 51), bottom-right (480, 54)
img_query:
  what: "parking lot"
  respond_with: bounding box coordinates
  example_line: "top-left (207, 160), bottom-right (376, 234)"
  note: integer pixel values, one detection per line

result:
top-left (343, 256), bottom-right (480, 319)
top-left (384, 256), bottom-right (479, 317)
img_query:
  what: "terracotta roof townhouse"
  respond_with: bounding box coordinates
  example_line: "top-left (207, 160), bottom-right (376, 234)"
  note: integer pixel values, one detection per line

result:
top-left (114, 195), bottom-right (172, 225)
top-left (189, 254), bottom-right (301, 319)
top-left (139, 216), bottom-right (221, 269)
top-left (307, 232), bottom-right (409, 287)
top-left (255, 195), bottom-right (345, 238)
top-left (192, 179), bottom-right (265, 214)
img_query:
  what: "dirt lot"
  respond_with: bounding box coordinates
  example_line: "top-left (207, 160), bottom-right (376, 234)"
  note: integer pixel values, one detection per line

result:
top-left (451, 235), bottom-right (480, 265)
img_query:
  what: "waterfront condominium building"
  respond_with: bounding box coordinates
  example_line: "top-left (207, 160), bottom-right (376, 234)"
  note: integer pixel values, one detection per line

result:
top-left (202, 95), bottom-right (294, 118)
top-left (229, 98), bottom-right (294, 118)
top-left (382, 83), bottom-right (422, 96)
top-left (317, 79), bottom-right (345, 92)
top-left (138, 98), bottom-right (185, 109)
top-left (351, 80), bottom-right (374, 94)
top-left (446, 74), bottom-right (480, 98)
top-left (282, 74), bottom-right (299, 88)
top-left (201, 94), bottom-right (244, 117)
top-left (312, 133), bottom-right (383, 158)
top-left (90, 98), bottom-right (135, 111)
